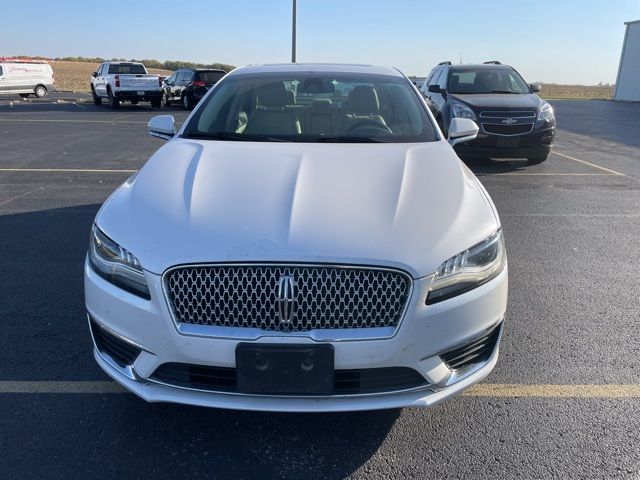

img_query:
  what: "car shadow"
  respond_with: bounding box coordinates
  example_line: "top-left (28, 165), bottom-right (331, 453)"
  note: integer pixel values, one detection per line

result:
top-left (461, 157), bottom-right (531, 176)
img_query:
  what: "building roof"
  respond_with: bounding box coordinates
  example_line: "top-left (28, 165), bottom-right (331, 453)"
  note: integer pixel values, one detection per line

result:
top-left (624, 19), bottom-right (640, 26)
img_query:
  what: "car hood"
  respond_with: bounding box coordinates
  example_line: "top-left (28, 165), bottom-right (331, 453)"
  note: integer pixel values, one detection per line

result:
top-left (449, 93), bottom-right (543, 110)
top-left (97, 139), bottom-right (499, 278)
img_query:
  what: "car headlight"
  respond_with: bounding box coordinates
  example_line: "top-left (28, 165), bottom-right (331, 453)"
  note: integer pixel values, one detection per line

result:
top-left (426, 230), bottom-right (506, 305)
top-left (451, 102), bottom-right (476, 121)
top-left (538, 102), bottom-right (554, 122)
top-left (88, 224), bottom-right (150, 299)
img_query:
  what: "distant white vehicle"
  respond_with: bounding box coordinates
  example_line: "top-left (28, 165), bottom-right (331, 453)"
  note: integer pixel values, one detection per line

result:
top-left (0, 60), bottom-right (55, 98)
top-left (91, 61), bottom-right (163, 109)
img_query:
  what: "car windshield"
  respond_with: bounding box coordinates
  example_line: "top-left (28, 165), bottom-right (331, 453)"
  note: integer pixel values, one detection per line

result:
top-left (447, 68), bottom-right (530, 94)
top-left (108, 64), bottom-right (147, 75)
top-left (197, 71), bottom-right (226, 83)
top-left (182, 72), bottom-right (438, 143)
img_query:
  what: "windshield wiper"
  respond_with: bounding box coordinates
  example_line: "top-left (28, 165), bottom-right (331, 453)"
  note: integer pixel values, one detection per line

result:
top-left (317, 136), bottom-right (389, 143)
top-left (182, 131), bottom-right (289, 142)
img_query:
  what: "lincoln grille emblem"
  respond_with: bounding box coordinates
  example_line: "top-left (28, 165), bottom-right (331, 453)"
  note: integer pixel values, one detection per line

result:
top-left (276, 274), bottom-right (297, 323)
top-left (502, 118), bottom-right (517, 125)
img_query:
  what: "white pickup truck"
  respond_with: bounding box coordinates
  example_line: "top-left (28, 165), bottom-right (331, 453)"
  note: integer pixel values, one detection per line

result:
top-left (91, 62), bottom-right (163, 109)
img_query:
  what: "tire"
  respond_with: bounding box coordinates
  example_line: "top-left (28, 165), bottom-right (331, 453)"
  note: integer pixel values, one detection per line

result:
top-left (108, 89), bottom-right (120, 109)
top-left (91, 88), bottom-right (102, 105)
top-left (527, 153), bottom-right (549, 164)
top-left (162, 91), bottom-right (171, 106)
top-left (34, 85), bottom-right (47, 98)
top-left (150, 98), bottom-right (161, 109)
top-left (183, 94), bottom-right (193, 110)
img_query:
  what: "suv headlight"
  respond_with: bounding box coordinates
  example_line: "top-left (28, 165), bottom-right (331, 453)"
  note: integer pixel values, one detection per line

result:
top-left (538, 102), bottom-right (554, 122)
top-left (451, 102), bottom-right (476, 121)
top-left (427, 230), bottom-right (506, 305)
top-left (88, 225), bottom-right (150, 299)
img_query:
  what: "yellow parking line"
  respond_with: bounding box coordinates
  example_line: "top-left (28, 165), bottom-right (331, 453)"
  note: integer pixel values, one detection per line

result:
top-left (0, 381), bottom-right (639, 398)
top-left (0, 168), bottom-right (137, 173)
top-left (552, 151), bottom-right (627, 176)
top-left (464, 384), bottom-right (640, 398)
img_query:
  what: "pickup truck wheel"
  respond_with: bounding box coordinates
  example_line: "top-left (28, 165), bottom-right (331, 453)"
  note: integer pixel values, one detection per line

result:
top-left (91, 88), bottom-right (102, 105)
top-left (34, 85), bottom-right (47, 98)
top-left (131, 100), bottom-right (139, 105)
top-left (108, 90), bottom-right (120, 109)
top-left (150, 98), bottom-right (162, 109)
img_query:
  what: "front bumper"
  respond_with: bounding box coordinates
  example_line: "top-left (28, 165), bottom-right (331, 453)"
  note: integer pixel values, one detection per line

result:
top-left (85, 258), bottom-right (508, 412)
top-left (455, 125), bottom-right (555, 159)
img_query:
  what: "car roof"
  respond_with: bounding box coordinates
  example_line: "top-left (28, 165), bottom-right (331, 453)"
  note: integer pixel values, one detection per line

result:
top-left (182, 68), bottom-right (226, 72)
top-left (229, 63), bottom-right (404, 77)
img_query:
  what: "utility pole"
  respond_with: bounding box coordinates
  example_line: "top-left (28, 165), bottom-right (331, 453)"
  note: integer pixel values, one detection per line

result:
top-left (292, 0), bottom-right (297, 63)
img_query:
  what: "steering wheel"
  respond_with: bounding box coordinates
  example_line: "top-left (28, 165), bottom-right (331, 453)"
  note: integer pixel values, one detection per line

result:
top-left (344, 119), bottom-right (393, 136)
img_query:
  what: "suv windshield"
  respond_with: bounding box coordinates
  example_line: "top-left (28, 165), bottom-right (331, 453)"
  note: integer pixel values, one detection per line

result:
top-left (447, 68), bottom-right (530, 94)
top-left (197, 71), bottom-right (226, 83)
top-left (108, 64), bottom-right (146, 75)
top-left (183, 72), bottom-right (438, 143)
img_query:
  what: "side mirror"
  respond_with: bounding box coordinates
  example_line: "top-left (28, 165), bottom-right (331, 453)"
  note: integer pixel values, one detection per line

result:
top-left (92, 71), bottom-right (98, 78)
top-left (530, 83), bottom-right (542, 93)
top-left (428, 84), bottom-right (444, 94)
top-left (148, 115), bottom-right (176, 141)
top-left (448, 118), bottom-right (479, 147)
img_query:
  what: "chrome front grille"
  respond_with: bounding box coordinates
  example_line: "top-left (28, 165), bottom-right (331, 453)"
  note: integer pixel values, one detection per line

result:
top-left (164, 264), bottom-right (412, 332)
top-left (479, 110), bottom-right (536, 137)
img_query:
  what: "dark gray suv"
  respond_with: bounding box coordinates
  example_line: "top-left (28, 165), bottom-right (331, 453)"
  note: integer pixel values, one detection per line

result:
top-left (421, 61), bottom-right (555, 163)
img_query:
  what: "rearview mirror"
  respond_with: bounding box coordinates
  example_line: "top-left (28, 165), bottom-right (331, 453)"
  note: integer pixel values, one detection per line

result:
top-left (530, 83), bottom-right (542, 93)
top-left (448, 118), bottom-right (479, 147)
top-left (428, 85), bottom-right (444, 94)
top-left (148, 115), bottom-right (176, 141)
top-left (92, 71), bottom-right (97, 78)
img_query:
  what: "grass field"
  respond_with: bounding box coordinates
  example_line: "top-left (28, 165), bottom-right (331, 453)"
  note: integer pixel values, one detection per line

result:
top-left (52, 60), bottom-right (172, 92)
top-left (540, 83), bottom-right (614, 99)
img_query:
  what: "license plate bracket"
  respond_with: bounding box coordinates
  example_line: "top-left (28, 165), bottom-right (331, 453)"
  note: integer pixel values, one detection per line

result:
top-left (236, 344), bottom-right (335, 395)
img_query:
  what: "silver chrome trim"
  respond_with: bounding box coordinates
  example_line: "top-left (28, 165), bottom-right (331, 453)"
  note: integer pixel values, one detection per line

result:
top-left (87, 314), bottom-right (144, 381)
top-left (161, 262), bottom-right (414, 341)
top-left (479, 110), bottom-right (536, 118)
top-left (441, 320), bottom-right (504, 387)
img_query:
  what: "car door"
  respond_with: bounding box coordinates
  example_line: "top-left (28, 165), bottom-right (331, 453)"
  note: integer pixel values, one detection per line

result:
top-left (423, 69), bottom-right (442, 114)
top-left (431, 67), bottom-right (449, 112)
top-left (94, 64), bottom-right (107, 96)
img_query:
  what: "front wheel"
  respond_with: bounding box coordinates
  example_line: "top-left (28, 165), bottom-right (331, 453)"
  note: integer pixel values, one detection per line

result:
top-left (34, 85), bottom-right (47, 98)
top-left (162, 91), bottom-right (171, 106)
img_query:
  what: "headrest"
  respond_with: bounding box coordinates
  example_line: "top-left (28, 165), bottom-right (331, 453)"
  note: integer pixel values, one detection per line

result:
top-left (311, 98), bottom-right (332, 115)
top-left (257, 83), bottom-right (289, 107)
top-left (347, 86), bottom-right (379, 114)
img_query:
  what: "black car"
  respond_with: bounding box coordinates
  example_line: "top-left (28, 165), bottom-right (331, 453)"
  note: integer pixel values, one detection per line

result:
top-left (162, 68), bottom-right (226, 109)
top-left (420, 62), bottom-right (555, 163)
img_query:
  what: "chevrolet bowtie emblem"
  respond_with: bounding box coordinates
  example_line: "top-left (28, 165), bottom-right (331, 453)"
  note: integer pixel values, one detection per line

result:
top-left (502, 118), bottom-right (517, 125)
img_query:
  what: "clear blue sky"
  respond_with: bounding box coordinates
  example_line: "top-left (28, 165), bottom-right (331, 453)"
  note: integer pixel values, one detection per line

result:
top-left (3, 0), bottom-right (638, 84)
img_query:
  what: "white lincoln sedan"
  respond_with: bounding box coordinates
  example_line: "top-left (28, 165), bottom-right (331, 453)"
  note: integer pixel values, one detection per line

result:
top-left (85, 63), bottom-right (507, 412)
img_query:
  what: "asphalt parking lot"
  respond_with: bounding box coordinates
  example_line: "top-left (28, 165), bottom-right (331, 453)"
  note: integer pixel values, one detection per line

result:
top-left (0, 96), bottom-right (639, 479)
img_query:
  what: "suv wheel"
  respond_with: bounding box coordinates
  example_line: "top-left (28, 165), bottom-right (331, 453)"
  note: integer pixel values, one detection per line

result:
top-left (34, 85), bottom-right (47, 98)
top-left (163, 91), bottom-right (171, 106)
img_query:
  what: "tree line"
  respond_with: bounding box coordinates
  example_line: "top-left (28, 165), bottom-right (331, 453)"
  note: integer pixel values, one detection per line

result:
top-left (53, 56), bottom-right (235, 72)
